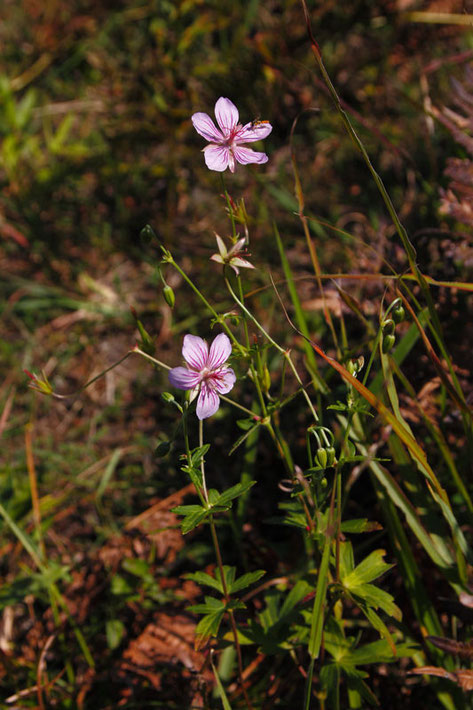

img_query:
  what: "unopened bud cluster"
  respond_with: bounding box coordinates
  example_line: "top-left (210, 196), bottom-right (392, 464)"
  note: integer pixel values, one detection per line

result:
top-left (381, 298), bottom-right (406, 353)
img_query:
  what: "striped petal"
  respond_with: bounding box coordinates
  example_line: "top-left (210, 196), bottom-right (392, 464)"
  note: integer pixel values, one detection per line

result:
top-left (182, 335), bottom-right (209, 370)
top-left (207, 333), bottom-right (232, 369)
top-left (211, 367), bottom-right (236, 394)
top-left (196, 383), bottom-right (220, 419)
top-left (203, 144), bottom-right (230, 172)
top-left (238, 122), bottom-right (273, 143)
top-left (233, 145), bottom-right (268, 166)
top-left (168, 367), bottom-right (200, 390)
top-left (191, 112), bottom-right (224, 142)
top-left (214, 97), bottom-right (238, 136)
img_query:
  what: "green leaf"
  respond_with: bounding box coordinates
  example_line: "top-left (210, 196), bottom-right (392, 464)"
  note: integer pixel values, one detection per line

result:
top-left (309, 534), bottom-right (332, 659)
top-left (185, 570), bottom-right (224, 594)
top-left (353, 584), bottom-right (401, 620)
top-left (189, 596), bottom-right (226, 615)
top-left (229, 570), bottom-right (266, 595)
top-left (111, 574), bottom-right (135, 596)
top-left (213, 480), bottom-right (256, 507)
top-left (172, 504), bottom-right (206, 516)
top-left (343, 666), bottom-right (379, 706)
top-left (340, 518), bottom-right (382, 534)
top-left (342, 549), bottom-right (393, 588)
top-left (211, 656), bottom-right (233, 710)
top-left (195, 609), bottom-right (225, 641)
top-left (339, 541), bottom-right (355, 578)
top-left (279, 579), bottom-right (312, 617)
top-left (181, 464), bottom-right (203, 489)
top-left (191, 444), bottom-right (210, 468)
top-left (106, 619), bottom-right (126, 650)
top-left (122, 558), bottom-right (151, 580)
top-left (180, 509), bottom-right (209, 534)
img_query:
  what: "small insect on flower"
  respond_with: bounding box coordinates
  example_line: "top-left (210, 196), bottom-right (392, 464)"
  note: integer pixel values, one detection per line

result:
top-left (168, 333), bottom-right (236, 419)
top-left (250, 119), bottom-right (270, 129)
top-left (191, 97), bottom-right (272, 173)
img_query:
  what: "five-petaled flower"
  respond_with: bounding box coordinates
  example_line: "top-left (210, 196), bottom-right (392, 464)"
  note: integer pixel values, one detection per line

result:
top-left (168, 333), bottom-right (236, 419)
top-left (210, 234), bottom-right (255, 275)
top-left (191, 97), bottom-right (272, 173)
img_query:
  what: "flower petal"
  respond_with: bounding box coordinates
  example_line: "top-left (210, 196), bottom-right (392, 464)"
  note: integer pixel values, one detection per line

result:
top-left (203, 144), bottom-right (230, 172)
top-left (233, 145), bottom-right (268, 166)
top-left (211, 367), bottom-right (236, 394)
top-left (196, 383), bottom-right (220, 419)
top-left (231, 257), bottom-right (254, 270)
top-left (191, 112), bottom-right (223, 142)
top-left (168, 366), bottom-right (200, 390)
top-left (237, 122), bottom-right (273, 143)
top-left (207, 333), bottom-right (232, 369)
top-left (182, 334), bottom-right (209, 370)
top-left (228, 237), bottom-right (247, 256)
top-left (214, 97), bottom-right (239, 135)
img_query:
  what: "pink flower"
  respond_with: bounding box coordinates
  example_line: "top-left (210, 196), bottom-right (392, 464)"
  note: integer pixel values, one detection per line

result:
top-left (168, 333), bottom-right (236, 419)
top-left (191, 97), bottom-right (272, 173)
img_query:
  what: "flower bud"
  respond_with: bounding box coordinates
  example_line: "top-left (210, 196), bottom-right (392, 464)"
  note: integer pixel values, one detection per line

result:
top-left (382, 334), bottom-right (396, 353)
top-left (382, 318), bottom-right (395, 335)
top-left (326, 447), bottom-right (336, 466)
top-left (163, 285), bottom-right (175, 308)
top-left (316, 447), bottom-right (328, 469)
top-left (392, 305), bottom-right (405, 324)
top-left (140, 224), bottom-right (158, 245)
top-left (262, 364), bottom-right (271, 393)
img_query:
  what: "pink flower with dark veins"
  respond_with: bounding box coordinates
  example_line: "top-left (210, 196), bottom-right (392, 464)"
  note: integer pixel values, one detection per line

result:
top-left (168, 333), bottom-right (236, 419)
top-left (191, 97), bottom-right (272, 173)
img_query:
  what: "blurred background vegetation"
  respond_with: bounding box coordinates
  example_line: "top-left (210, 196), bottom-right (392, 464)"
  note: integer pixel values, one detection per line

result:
top-left (1, 0), bottom-right (473, 707)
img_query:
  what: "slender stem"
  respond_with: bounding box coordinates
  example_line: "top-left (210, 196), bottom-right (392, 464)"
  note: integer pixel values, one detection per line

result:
top-left (25, 423), bottom-right (44, 559)
top-left (169, 257), bottom-right (246, 355)
top-left (198, 419), bottom-right (209, 503)
top-left (224, 276), bottom-right (318, 423)
top-left (199, 421), bottom-right (253, 710)
top-left (303, 656), bottom-right (315, 710)
top-left (132, 347), bottom-right (170, 370)
top-left (50, 351), bottom-right (135, 399)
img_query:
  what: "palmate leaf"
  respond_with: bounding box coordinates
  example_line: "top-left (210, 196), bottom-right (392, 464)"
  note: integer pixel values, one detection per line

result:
top-left (187, 566), bottom-right (265, 596)
top-left (342, 549), bottom-right (394, 588)
top-left (172, 503), bottom-right (208, 533)
top-left (172, 482), bottom-right (256, 533)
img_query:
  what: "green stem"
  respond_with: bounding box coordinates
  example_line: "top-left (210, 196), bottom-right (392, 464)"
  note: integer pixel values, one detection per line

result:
top-left (199, 421), bottom-right (253, 710)
top-left (198, 419), bottom-right (209, 503)
top-left (224, 275), bottom-right (318, 423)
top-left (304, 656), bottom-right (315, 710)
top-left (169, 257), bottom-right (246, 355)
